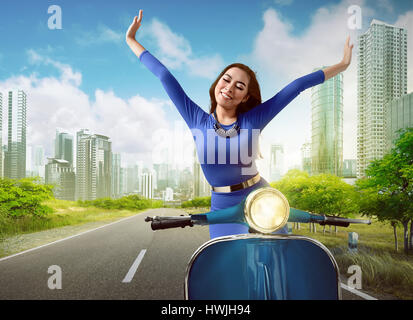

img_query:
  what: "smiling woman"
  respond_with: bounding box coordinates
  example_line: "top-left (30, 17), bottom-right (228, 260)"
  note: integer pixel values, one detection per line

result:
top-left (126, 9), bottom-right (353, 239)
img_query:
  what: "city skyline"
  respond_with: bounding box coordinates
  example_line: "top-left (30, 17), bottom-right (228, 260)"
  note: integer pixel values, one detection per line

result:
top-left (0, 0), bottom-right (411, 171)
top-left (0, 1), bottom-right (412, 201)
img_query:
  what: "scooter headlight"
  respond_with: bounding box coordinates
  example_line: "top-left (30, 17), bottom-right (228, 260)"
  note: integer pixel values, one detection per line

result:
top-left (244, 187), bottom-right (290, 234)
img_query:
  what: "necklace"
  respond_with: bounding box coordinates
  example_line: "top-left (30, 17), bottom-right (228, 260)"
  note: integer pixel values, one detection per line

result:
top-left (212, 111), bottom-right (240, 138)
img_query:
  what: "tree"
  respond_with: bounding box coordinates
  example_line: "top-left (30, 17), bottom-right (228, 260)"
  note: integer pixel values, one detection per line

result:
top-left (272, 170), bottom-right (359, 233)
top-left (356, 128), bottom-right (413, 254)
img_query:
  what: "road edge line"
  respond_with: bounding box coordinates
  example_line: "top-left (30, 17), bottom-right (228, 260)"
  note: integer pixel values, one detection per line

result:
top-left (0, 213), bottom-right (143, 263)
top-left (341, 283), bottom-right (378, 300)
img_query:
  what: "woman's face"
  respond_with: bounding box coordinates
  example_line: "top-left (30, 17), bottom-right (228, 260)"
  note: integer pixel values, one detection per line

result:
top-left (214, 67), bottom-right (250, 112)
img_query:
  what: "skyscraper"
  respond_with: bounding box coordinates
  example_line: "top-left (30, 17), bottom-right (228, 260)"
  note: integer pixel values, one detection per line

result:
top-left (4, 90), bottom-right (27, 180)
top-left (357, 19), bottom-right (407, 177)
top-left (54, 130), bottom-right (74, 166)
top-left (301, 141), bottom-right (312, 175)
top-left (30, 145), bottom-right (45, 179)
top-left (269, 144), bottom-right (284, 182)
top-left (45, 158), bottom-right (75, 200)
top-left (193, 147), bottom-right (210, 198)
top-left (111, 153), bottom-right (121, 198)
top-left (126, 164), bottom-right (140, 194)
top-left (385, 92), bottom-right (413, 152)
top-left (311, 68), bottom-right (343, 176)
top-left (0, 92), bottom-right (2, 178)
top-left (76, 129), bottom-right (112, 200)
top-left (140, 171), bottom-right (154, 199)
top-left (342, 159), bottom-right (357, 178)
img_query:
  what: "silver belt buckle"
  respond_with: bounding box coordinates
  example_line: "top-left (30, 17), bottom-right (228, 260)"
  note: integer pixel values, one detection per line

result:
top-left (212, 174), bottom-right (260, 193)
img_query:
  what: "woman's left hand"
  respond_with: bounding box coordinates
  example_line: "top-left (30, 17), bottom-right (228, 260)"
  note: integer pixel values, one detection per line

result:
top-left (341, 35), bottom-right (354, 69)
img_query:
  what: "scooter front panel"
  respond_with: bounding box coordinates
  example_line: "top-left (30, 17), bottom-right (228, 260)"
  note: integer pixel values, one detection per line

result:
top-left (185, 235), bottom-right (340, 300)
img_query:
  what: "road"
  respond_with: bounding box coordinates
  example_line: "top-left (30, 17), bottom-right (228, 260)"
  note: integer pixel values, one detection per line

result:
top-left (0, 208), bottom-right (375, 300)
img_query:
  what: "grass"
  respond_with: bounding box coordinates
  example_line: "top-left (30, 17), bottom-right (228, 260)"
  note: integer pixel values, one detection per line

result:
top-left (0, 198), bottom-right (147, 239)
top-left (288, 217), bottom-right (413, 300)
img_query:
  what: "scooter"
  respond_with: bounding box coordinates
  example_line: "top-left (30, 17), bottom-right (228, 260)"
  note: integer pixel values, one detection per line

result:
top-left (145, 187), bottom-right (371, 300)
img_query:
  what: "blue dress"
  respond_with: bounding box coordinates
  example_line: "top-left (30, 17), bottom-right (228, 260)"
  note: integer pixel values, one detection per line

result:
top-left (139, 50), bottom-right (325, 238)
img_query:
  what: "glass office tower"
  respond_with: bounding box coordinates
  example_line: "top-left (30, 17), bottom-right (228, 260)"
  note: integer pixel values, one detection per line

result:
top-left (4, 90), bottom-right (27, 180)
top-left (311, 68), bottom-right (343, 176)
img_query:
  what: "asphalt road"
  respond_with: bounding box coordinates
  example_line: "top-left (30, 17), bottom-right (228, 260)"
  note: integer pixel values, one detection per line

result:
top-left (0, 208), bottom-right (375, 300)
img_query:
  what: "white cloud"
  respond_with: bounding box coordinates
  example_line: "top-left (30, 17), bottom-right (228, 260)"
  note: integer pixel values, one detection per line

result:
top-left (27, 49), bottom-right (82, 86)
top-left (274, 0), bottom-right (294, 6)
top-left (75, 24), bottom-right (123, 46)
top-left (141, 18), bottom-right (225, 79)
top-left (377, 0), bottom-right (394, 13)
top-left (0, 50), bottom-right (180, 168)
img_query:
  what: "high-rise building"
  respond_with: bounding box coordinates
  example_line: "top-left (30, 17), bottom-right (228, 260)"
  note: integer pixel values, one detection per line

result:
top-left (54, 130), bottom-right (74, 166)
top-left (0, 92), bottom-right (2, 178)
top-left (30, 145), bottom-right (45, 180)
top-left (269, 144), bottom-right (284, 182)
top-left (45, 158), bottom-right (75, 200)
top-left (4, 90), bottom-right (27, 180)
top-left (311, 68), bottom-right (343, 176)
top-left (126, 164), bottom-right (140, 194)
top-left (153, 163), bottom-right (169, 191)
top-left (75, 129), bottom-right (112, 200)
top-left (163, 187), bottom-right (174, 201)
top-left (193, 148), bottom-right (211, 198)
top-left (140, 171), bottom-right (154, 199)
top-left (119, 167), bottom-right (126, 196)
top-left (301, 142), bottom-right (312, 175)
top-left (385, 92), bottom-right (413, 151)
top-left (111, 153), bottom-right (121, 198)
top-left (342, 159), bottom-right (357, 178)
top-left (357, 19), bottom-right (407, 177)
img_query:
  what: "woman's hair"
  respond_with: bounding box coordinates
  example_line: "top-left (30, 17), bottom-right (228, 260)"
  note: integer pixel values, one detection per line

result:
top-left (209, 63), bottom-right (262, 115)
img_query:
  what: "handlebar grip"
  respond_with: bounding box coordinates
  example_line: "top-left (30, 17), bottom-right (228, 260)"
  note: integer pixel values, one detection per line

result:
top-left (318, 215), bottom-right (371, 227)
top-left (149, 216), bottom-right (193, 230)
top-left (318, 219), bottom-right (350, 227)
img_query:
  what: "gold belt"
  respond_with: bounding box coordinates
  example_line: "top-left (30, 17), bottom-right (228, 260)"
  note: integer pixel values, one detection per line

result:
top-left (212, 174), bottom-right (261, 193)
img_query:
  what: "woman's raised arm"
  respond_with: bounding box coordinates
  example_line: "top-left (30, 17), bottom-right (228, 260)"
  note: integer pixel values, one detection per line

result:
top-left (125, 10), bottom-right (208, 127)
top-left (126, 9), bottom-right (146, 58)
top-left (322, 36), bottom-right (354, 81)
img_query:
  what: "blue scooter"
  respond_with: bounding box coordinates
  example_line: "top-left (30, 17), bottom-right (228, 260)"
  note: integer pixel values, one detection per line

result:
top-left (145, 187), bottom-right (371, 300)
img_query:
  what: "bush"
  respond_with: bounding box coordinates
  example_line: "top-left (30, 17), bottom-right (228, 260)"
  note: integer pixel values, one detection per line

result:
top-left (181, 197), bottom-right (211, 208)
top-left (76, 194), bottom-right (163, 210)
top-left (0, 177), bottom-right (54, 218)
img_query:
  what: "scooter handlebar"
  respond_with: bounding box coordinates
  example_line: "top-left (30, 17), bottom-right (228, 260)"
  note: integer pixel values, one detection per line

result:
top-left (145, 216), bottom-right (194, 230)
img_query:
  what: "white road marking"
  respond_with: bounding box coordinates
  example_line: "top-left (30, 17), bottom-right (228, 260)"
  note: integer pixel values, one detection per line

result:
top-left (341, 283), bottom-right (378, 300)
top-left (0, 214), bottom-right (142, 263)
top-left (122, 249), bottom-right (147, 283)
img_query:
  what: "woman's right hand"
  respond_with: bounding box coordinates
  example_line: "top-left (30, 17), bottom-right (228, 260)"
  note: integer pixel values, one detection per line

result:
top-left (126, 9), bottom-right (143, 43)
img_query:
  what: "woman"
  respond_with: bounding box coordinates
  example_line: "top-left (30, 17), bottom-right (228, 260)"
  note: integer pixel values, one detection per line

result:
top-left (126, 10), bottom-right (353, 239)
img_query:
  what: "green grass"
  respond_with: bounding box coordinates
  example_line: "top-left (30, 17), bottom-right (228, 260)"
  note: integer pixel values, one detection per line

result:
top-left (289, 218), bottom-right (413, 299)
top-left (0, 198), bottom-right (147, 238)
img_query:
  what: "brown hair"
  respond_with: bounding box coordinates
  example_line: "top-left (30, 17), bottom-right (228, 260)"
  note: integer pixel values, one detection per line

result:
top-left (209, 63), bottom-right (262, 116)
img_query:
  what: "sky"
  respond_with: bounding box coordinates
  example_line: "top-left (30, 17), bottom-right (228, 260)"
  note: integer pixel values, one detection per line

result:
top-left (0, 0), bottom-right (412, 176)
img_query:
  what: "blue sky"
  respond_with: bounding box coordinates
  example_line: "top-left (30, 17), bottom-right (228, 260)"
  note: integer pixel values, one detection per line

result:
top-left (0, 0), bottom-right (412, 173)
